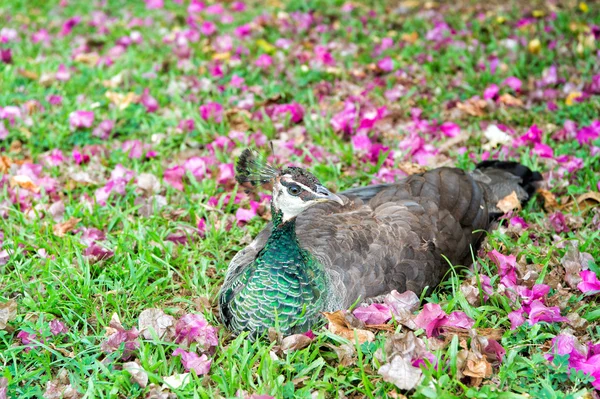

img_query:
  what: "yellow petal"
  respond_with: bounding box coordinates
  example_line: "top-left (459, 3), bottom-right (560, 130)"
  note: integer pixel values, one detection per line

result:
top-left (532, 10), bottom-right (545, 18)
top-left (579, 2), bottom-right (589, 12)
top-left (256, 39), bottom-right (276, 54)
top-left (528, 38), bottom-right (542, 54)
top-left (212, 52), bottom-right (231, 61)
top-left (565, 92), bottom-right (582, 106)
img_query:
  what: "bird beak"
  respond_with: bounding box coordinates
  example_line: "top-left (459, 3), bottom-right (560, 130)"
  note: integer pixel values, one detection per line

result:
top-left (314, 185), bottom-right (344, 206)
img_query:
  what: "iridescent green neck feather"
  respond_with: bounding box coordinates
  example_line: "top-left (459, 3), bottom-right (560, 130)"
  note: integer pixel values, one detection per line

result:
top-left (220, 207), bottom-right (329, 337)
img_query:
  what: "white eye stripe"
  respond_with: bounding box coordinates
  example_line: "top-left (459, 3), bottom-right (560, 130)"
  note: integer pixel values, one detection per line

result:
top-left (291, 182), bottom-right (312, 193)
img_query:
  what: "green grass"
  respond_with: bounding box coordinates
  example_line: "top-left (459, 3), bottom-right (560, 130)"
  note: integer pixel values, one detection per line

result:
top-left (1, 0), bottom-right (600, 397)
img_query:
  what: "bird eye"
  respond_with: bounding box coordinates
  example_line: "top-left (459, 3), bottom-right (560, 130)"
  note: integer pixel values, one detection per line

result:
top-left (287, 185), bottom-right (301, 196)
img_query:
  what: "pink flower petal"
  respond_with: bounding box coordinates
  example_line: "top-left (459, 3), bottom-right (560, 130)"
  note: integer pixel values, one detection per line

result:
top-left (352, 134), bottom-right (372, 153)
top-left (197, 218), bottom-right (207, 237)
top-left (527, 300), bottom-right (568, 325)
top-left (545, 333), bottom-right (587, 366)
top-left (84, 243), bottom-right (114, 261)
top-left (377, 56), bottom-right (394, 72)
top-left (235, 207), bottom-right (256, 224)
top-left (55, 64), bottom-right (70, 81)
top-left (93, 119), bottom-right (115, 140)
top-left (516, 284), bottom-right (550, 305)
top-left (217, 163), bottom-right (235, 184)
top-left (174, 313), bottom-right (218, 349)
top-left (183, 157), bottom-right (207, 181)
top-left (508, 308), bottom-right (526, 330)
top-left (172, 349), bottom-right (212, 375)
top-left (270, 103), bottom-right (304, 124)
top-left (439, 122), bottom-right (460, 138)
top-left (577, 270), bottom-right (600, 294)
top-left (69, 110), bottom-right (94, 129)
top-left (485, 339), bottom-right (506, 362)
top-left (483, 84), bottom-right (499, 100)
top-left (352, 303), bottom-right (392, 325)
top-left (384, 290), bottom-right (420, 318)
top-left (59, 16), bottom-right (81, 37)
top-left (255, 54), bottom-right (272, 68)
top-left (438, 311), bottom-right (474, 330)
top-left (488, 250), bottom-right (518, 288)
top-left (145, 0), bottom-right (164, 9)
top-left (199, 102), bottom-right (224, 123)
top-left (140, 88), bottom-right (159, 113)
top-left (509, 216), bottom-right (528, 229)
top-left (164, 166), bottom-right (185, 191)
top-left (532, 143), bottom-right (554, 158)
top-left (80, 227), bottom-right (105, 246)
top-left (49, 319), bottom-right (68, 335)
top-left (514, 124), bottom-right (542, 146)
top-left (548, 211), bottom-right (569, 233)
top-left (413, 303), bottom-right (445, 337)
top-left (503, 76), bottom-right (522, 92)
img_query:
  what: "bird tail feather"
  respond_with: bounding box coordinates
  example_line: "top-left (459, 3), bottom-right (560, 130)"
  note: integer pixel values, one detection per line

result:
top-left (473, 160), bottom-right (543, 217)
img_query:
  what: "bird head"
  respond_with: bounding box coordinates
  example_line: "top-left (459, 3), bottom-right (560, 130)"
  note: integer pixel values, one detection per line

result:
top-left (235, 149), bottom-right (344, 223)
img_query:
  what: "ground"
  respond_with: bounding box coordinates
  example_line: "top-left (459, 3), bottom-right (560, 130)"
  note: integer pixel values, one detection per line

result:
top-left (0, 0), bottom-right (600, 398)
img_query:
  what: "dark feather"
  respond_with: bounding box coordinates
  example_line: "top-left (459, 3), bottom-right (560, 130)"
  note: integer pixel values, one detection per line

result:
top-left (235, 149), bottom-right (279, 187)
top-left (220, 162), bottom-right (541, 334)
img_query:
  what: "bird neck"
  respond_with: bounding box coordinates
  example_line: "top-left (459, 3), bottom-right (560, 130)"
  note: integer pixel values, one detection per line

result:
top-left (270, 204), bottom-right (287, 229)
top-left (226, 207), bottom-right (328, 335)
top-left (264, 207), bottom-right (300, 257)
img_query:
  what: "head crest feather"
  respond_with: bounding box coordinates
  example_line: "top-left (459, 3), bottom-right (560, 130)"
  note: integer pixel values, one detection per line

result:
top-left (235, 149), bottom-right (279, 187)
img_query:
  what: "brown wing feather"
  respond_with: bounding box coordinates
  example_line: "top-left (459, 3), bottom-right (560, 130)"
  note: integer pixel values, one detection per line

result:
top-left (226, 167), bottom-right (493, 310)
top-left (294, 167), bottom-right (492, 308)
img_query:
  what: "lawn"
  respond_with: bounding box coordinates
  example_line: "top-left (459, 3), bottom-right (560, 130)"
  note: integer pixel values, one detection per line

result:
top-left (1, 0), bottom-right (600, 397)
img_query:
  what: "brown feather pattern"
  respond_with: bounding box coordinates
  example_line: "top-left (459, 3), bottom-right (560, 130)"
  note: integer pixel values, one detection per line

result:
top-left (225, 165), bottom-right (541, 312)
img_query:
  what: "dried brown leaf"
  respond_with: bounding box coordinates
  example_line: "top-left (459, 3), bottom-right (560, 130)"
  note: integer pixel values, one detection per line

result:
top-left (0, 300), bottom-right (17, 330)
top-left (439, 326), bottom-right (503, 343)
top-left (268, 327), bottom-right (283, 344)
top-left (105, 91), bottom-right (139, 110)
top-left (9, 175), bottom-right (40, 193)
top-left (383, 290), bottom-right (420, 329)
top-left (53, 217), bottom-right (81, 237)
top-left (162, 373), bottom-right (191, 389)
top-left (538, 188), bottom-right (560, 211)
top-left (378, 355), bottom-right (422, 390)
top-left (0, 377), bottom-right (7, 399)
top-left (562, 191), bottom-right (600, 213)
top-left (138, 308), bottom-right (175, 341)
top-left (0, 156), bottom-right (11, 173)
top-left (124, 361), bottom-right (149, 388)
top-left (136, 173), bottom-right (161, 194)
top-left (325, 343), bottom-right (356, 367)
top-left (145, 383), bottom-right (177, 399)
top-left (496, 191), bottom-right (521, 213)
top-left (397, 162), bottom-right (427, 175)
top-left (563, 244), bottom-right (584, 288)
top-left (280, 334), bottom-right (312, 353)
top-left (457, 98), bottom-right (487, 117)
top-left (18, 68), bottom-right (39, 80)
top-left (43, 369), bottom-right (81, 399)
top-left (74, 52), bottom-right (99, 66)
top-left (385, 331), bottom-right (428, 361)
top-left (47, 343), bottom-right (75, 358)
top-left (323, 311), bottom-right (375, 344)
top-left (463, 355), bottom-right (492, 386)
top-left (401, 32), bottom-right (419, 43)
top-left (498, 93), bottom-right (523, 107)
top-left (225, 108), bottom-right (252, 131)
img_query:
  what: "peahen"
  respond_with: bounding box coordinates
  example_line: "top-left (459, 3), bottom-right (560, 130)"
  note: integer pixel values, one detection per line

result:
top-left (218, 150), bottom-right (542, 337)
